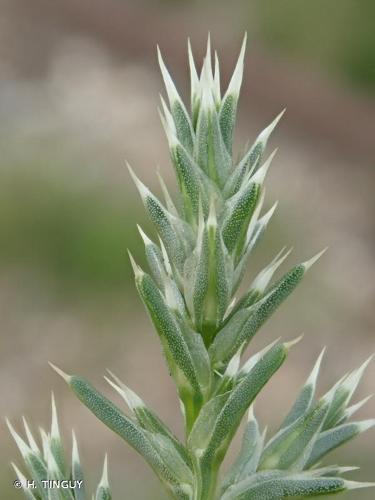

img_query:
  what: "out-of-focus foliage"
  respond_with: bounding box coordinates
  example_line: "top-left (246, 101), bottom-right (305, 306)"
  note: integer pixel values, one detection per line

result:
top-left (252, 0), bottom-right (375, 91)
top-left (0, 166), bottom-right (146, 299)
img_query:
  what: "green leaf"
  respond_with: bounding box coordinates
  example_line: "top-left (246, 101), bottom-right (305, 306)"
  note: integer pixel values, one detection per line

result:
top-left (221, 160), bottom-right (267, 259)
top-left (128, 164), bottom-right (188, 272)
top-left (158, 46), bottom-right (194, 153)
top-left (135, 269), bottom-right (200, 384)
top-left (194, 58), bottom-right (231, 186)
top-left (137, 225), bottom-right (167, 290)
top-left (138, 228), bottom-right (186, 315)
top-left (228, 247), bottom-right (291, 322)
top-left (221, 470), bottom-right (351, 500)
top-left (322, 356), bottom-right (372, 431)
top-left (221, 406), bottom-right (265, 493)
top-left (71, 432), bottom-right (86, 500)
top-left (259, 397), bottom-right (331, 471)
top-left (223, 110), bottom-right (285, 199)
top-left (105, 372), bottom-right (191, 467)
top-left (280, 349), bottom-right (325, 429)
top-left (209, 308), bottom-right (252, 370)
top-left (231, 199), bottom-right (276, 295)
top-left (187, 38), bottom-right (200, 129)
top-left (305, 419), bottom-right (375, 468)
top-left (219, 34), bottom-right (247, 155)
top-left (7, 420), bottom-right (48, 499)
top-left (185, 203), bottom-right (232, 343)
top-left (146, 432), bottom-right (193, 488)
top-left (179, 322), bottom-right (212, 400)
top-left (211, 252), bottom-right (325, 366)
top-left (51, 368), bottom-right (190, 493)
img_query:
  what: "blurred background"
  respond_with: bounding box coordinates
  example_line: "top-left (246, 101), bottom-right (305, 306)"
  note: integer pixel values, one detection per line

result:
top-left (0, 0), bottom-right (374, 498)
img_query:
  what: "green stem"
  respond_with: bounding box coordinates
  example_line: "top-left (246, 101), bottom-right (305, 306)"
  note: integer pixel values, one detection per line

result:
top-left (193, 455), bottom-right (219, 500)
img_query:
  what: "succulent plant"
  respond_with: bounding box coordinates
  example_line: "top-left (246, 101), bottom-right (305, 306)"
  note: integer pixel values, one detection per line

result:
top-left (10, 35), bottom-right (374, 499)
top-left (7, 394), bottom-right (111, 499)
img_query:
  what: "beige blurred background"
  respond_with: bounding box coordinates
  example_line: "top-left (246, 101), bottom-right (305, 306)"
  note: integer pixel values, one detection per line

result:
top-left (0, 0), bottom-right (374, 498)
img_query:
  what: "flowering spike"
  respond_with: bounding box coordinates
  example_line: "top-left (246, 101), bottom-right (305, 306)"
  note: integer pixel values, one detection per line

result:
top-left (20, 36), bottom-right (373, 499)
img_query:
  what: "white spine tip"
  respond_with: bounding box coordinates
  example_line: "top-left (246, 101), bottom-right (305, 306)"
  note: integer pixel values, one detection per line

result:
top-left (306, 347), bottom-right (326, 385)
top-left (258, 201), bottom-right (278, 229)
top-left (137, 225), bottom-right (153, 246)
top-left (11, 463), bottom-right (27, 486)
top-left (157, 45), bottom-right (179, 105)
top-left (72, 430), bottom-right (80, 464)
top-left (344, 480), bottom-right (375, 490)
top-left (127, 250), bottom-right (144, 278)
top-left (105, 372), bottom-right (144, 411)
top-left (50, 392), bottom-right (60, 440)
top-left (252, 247), bottom-right (292, 293)
top-left (100, 454), bottom-right (109, 488)
top-left (22, 416), bottom-right (39, 454)
top-left (48, 362), bottom-right (71, 383)
top-left (251, 149), bottom-right (277, 185)
top-left (7, 419), bottom-right (32, 457)
top-left (188, 39), bottom-right (200, 97)
top-left (126, 163), bottom-right (149, 199)
top-left (247, 404), bottom-right (255, 422)
top-left (344, 395), bottom-right (372, 419)
top-left (284, 334), bottom-right (304, 351)
top-left (302, 247), bottom-right (328, 271)
top-left (225, 351), bottom-right (241, 378)
top-left (225, 33), bottom-right (247, 97)
top-left (207, 199), bottom-right (217, 229)
top-left (271, 108), bottom-right (286, 129)
top-left (357, 419), bottom-right (375, 433)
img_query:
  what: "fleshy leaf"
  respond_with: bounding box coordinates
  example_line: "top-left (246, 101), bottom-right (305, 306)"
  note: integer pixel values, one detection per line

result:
top-left (158, 46), bottom-right (194, 152)
top-left (132, 267), bottom-right (203, 429)
top-left (105, 372), bottom-right (191, 467)
top-left (221, 470), bottom-right (356, 500)
top-left (211, 252), bottom-right (325, 366)
top-left (280, 348), bottom-right (326, 429)
top-left (219, 34), bottom-right (247, 155)
top-left (306, 419), bottom-right (375, 468)
top-left (221, 406), bottom-right (265, 493)
top-left (259, 396), bottom-right (331, 471)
